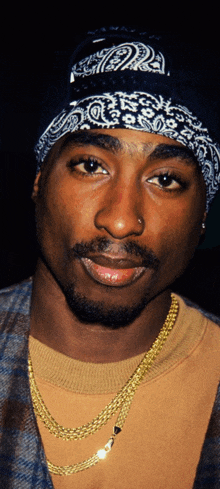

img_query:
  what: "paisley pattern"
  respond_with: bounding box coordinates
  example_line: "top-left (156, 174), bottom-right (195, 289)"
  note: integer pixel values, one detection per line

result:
top-left (70, 42), bottom-right (167, 82)
top-left (35, 91), bottom-right (220, 210)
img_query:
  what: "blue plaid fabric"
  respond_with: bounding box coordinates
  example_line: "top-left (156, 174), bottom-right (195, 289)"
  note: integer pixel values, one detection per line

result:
top-left (0, 279), bottom-right (53, 488)
top-left (193, 383), bottom-right (220, 488)
top-left (0, 278), bottom-right (219, 487)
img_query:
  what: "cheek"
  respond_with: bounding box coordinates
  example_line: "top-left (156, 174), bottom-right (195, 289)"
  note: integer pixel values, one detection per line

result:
top-left (146, 201), bottom-right (203, 262)
top-left (140, 205), bottom-right (202, 289)
top-left (36, 179), bottom-right (98, 251)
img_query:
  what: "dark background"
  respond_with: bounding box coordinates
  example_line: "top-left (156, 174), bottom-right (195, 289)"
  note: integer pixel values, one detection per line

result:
top-left (1, 19), bottom-right (220, 316)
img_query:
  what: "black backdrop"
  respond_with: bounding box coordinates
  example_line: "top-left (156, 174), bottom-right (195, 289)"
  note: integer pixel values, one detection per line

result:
top-left (1, 23), bottom-right (220, 316)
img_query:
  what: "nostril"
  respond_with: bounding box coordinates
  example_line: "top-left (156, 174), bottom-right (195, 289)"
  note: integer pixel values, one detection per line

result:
top-left (94, 208), bottom-right (145, 239)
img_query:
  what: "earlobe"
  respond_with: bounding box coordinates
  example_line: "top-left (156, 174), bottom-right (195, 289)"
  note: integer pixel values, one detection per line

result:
top-left (31, 171), bottom-right (42, 201)
top-left (201, 211), bottom-right (207, 234)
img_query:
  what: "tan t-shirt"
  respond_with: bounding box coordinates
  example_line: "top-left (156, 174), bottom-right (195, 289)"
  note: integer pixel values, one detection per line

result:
top-left (29, 294), bottom-right (220, 489)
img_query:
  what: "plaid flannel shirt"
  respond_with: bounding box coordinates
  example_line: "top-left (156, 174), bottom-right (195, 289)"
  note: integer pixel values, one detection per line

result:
top-left (0, 278), bottom-right (219, 488)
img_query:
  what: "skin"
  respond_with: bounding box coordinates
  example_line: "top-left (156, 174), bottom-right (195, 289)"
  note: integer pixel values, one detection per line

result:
top-left (30, 129), bottom-right (206, 363)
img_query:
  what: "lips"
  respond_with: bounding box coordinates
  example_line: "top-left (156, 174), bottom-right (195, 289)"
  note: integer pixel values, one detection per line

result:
top-left (81, 256), bottom-right (146, 287)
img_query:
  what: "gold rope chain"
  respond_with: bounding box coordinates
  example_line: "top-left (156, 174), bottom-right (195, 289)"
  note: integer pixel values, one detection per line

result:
top-left (28, 294), bottom-right (179, 475)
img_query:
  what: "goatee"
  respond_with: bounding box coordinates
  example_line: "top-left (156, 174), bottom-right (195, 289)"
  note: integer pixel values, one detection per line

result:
top-left (62, 237), bottom-right (160, 329)
top-left (64, 284), bottom-right (149, 329)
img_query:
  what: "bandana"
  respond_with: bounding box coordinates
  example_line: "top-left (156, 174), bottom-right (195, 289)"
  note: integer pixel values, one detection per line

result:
top-left (35, 33), bottom-right (220, 210)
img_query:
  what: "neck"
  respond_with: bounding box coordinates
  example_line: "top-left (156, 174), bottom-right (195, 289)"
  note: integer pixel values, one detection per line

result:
top-left (30, 259), bottom-right (172, 363)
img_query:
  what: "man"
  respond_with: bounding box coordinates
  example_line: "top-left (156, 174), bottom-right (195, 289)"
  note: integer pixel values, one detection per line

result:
top-left (0, 27), bottom-right (220, 488)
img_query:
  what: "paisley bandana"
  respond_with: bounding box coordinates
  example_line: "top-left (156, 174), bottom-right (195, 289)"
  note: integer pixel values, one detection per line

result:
top-left (35, 39), bottom-right (220, 210)
top-left (70, 41), bottom-right (168, 80)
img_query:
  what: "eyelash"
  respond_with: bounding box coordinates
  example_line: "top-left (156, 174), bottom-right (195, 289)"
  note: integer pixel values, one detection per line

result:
top-left (147, 171), bottom-right (187, 191)
top-left (67, 157), bottom-right (108, 176)
top-left (67, 156), bottom-right (188, 190)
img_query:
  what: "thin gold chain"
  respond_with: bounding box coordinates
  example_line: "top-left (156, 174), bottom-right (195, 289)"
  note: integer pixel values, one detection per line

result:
top-left (28, 293), bottom-right (179, 475)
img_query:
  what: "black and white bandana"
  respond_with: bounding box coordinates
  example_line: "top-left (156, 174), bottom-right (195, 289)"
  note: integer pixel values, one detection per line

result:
top-left (35, 37), bottom-right (220, 210)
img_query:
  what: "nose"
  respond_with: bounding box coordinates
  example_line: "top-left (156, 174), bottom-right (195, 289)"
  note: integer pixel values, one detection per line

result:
top-left (94, 181), bottom-right (145, 239)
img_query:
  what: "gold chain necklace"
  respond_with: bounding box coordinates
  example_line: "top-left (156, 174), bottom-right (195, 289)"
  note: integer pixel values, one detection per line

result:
top-left (28, 293), bottom-right (178, 475)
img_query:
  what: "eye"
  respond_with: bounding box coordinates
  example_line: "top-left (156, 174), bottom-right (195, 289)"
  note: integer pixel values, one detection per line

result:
top-left (147, 172), bottom-right (185, 190)
top-left (68, 157), bottom-right (108, 176)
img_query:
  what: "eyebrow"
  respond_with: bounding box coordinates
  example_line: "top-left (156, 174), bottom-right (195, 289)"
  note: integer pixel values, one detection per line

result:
top-left (148, 143), bottom-right (198, 165)
top-left (59, 131), bottom-right (122, 154)
top-left (59, 131), bottom-right (198, 165)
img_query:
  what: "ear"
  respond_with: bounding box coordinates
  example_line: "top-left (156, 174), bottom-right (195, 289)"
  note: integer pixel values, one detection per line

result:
top-left (31, 171), bottom-right (42, 202)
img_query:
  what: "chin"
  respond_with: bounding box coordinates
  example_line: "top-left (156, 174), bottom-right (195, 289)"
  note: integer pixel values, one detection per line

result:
top-left (63, 284), bottom-right (149, 329)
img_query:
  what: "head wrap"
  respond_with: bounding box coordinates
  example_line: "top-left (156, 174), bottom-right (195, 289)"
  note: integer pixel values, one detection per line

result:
top-left (35, 27), bottom-right (220, 210)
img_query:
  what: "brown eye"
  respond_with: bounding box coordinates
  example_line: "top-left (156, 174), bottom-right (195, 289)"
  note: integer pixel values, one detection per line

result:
top-left (83, 160), bottom-right (100, 173)
top-left (147, 172), bottom-right (184, 190)
top-left (158, 174), bottom-right (175, 187)
top-left (68, 157), bottom-right (108, 175)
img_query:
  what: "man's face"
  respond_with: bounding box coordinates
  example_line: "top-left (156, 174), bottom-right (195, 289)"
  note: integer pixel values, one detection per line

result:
top-left (33, 129), bottom-right (206, 327)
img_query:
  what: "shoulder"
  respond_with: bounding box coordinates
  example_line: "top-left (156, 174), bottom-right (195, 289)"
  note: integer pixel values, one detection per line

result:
top-left (175, 294), bottom-right (220, 359)
top-left (0, 277), bottom-right (32, 316)
top-left (181, 295), bottom-right (220, 326)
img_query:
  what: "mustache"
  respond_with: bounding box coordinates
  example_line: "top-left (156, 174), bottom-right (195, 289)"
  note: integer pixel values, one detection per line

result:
top-left (70, 237), bottom-right (160, 270)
